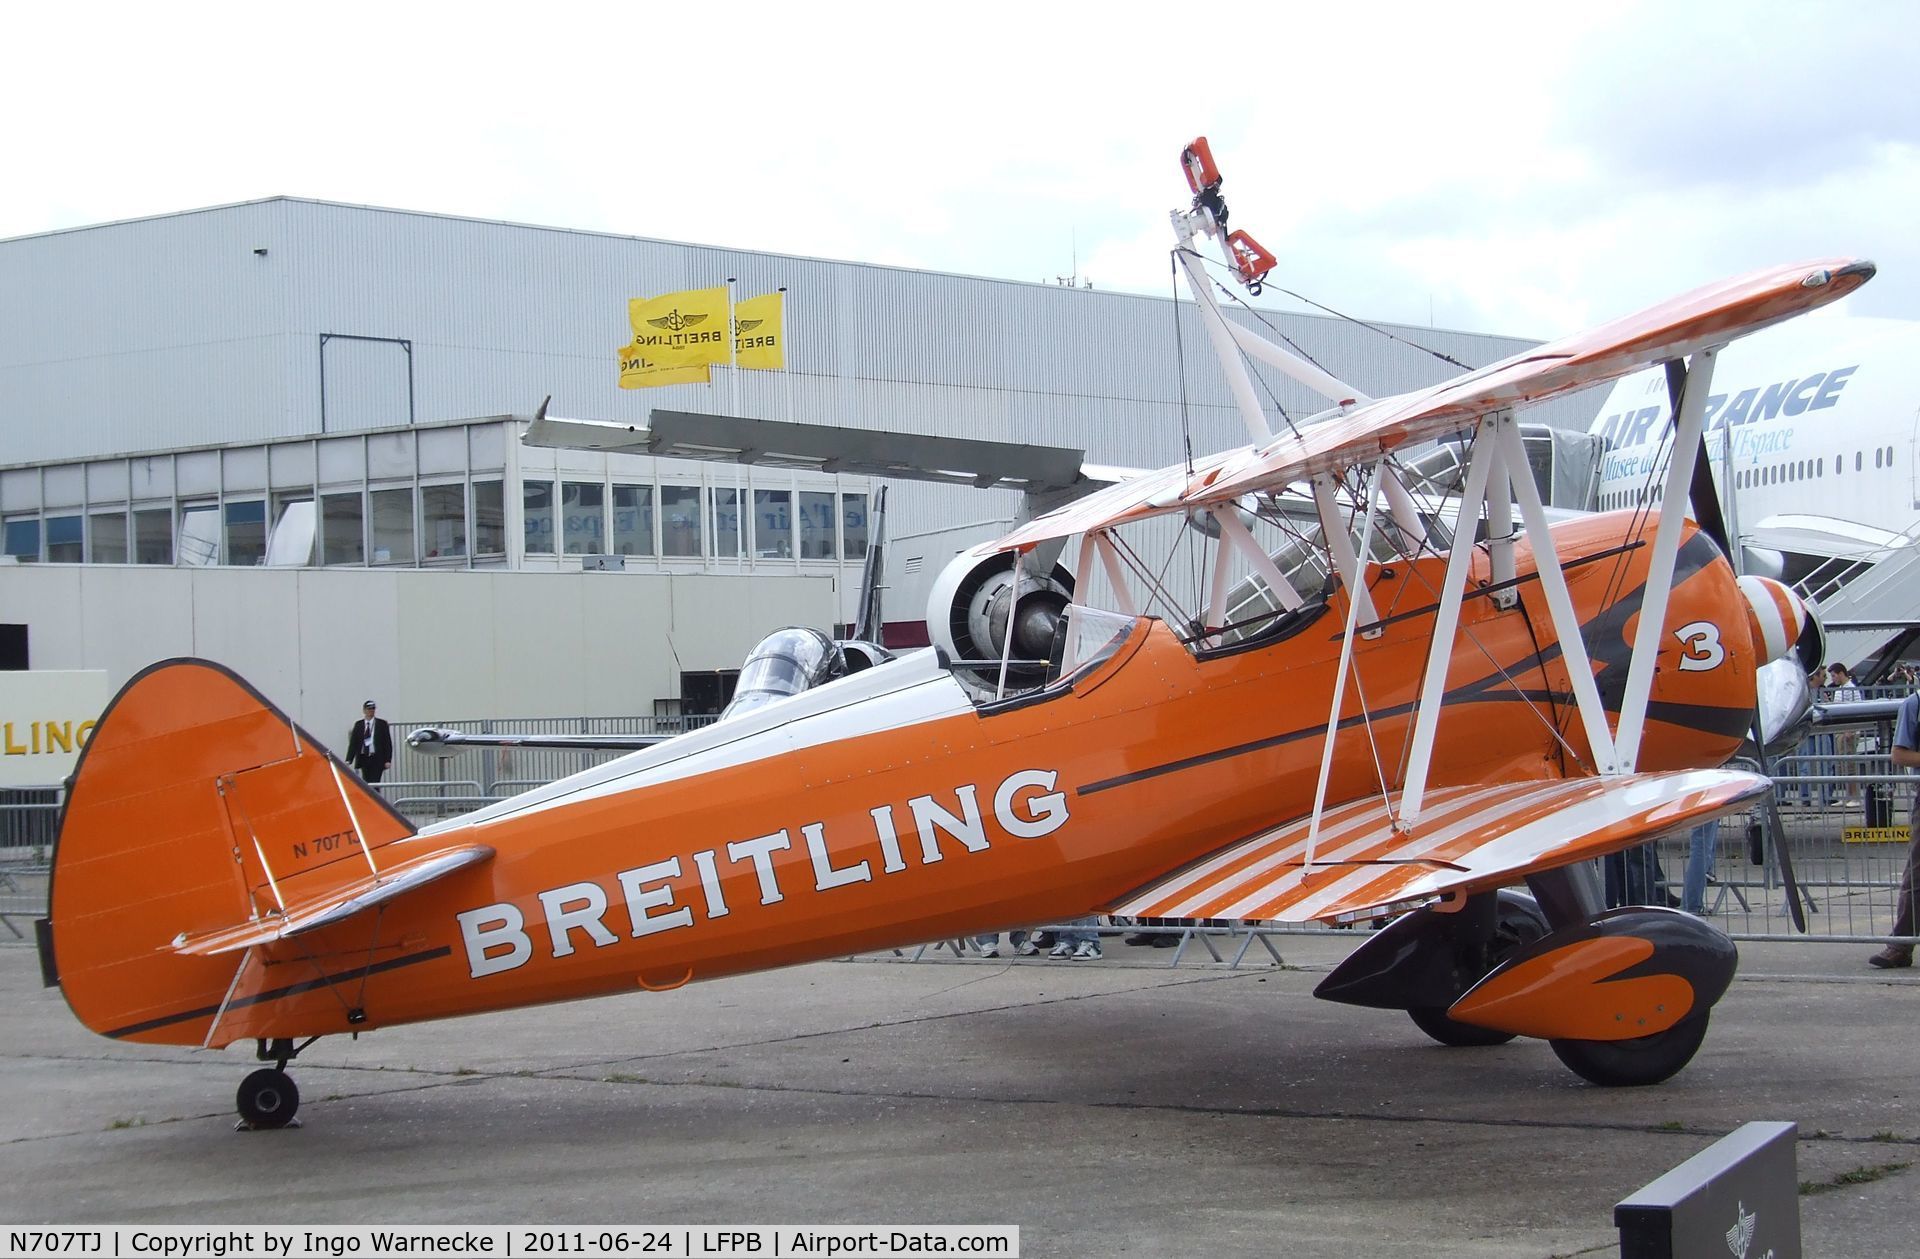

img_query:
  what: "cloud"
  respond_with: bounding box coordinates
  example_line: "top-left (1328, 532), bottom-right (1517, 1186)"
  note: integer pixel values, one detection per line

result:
top-left (5, 0), bottom-right (1915, 346)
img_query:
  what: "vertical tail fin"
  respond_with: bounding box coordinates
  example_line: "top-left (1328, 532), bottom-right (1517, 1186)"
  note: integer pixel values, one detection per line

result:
top-left (49, 660), bottom-right (414, 1044)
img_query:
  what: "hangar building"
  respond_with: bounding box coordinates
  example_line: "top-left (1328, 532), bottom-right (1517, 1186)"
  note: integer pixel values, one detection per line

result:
top-left (0, 197), bottom-right (1577, 734)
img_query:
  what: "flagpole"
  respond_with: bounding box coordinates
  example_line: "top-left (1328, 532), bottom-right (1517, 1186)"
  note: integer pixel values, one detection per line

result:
top-left (779, 286), bottom-right (793, 423)
top-left (726, 276), bottom-right (739, 417)
top-left (726, 277), bottom-right (744, 568)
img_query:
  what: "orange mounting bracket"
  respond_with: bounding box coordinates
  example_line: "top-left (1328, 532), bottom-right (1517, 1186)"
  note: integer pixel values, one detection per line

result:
top-left (1227, 230), bottom-right (1277, 289)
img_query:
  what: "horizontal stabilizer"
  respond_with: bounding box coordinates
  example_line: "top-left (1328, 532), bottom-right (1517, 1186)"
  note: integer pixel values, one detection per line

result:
top-left (1111, 770), bottom-right (1770, 924)
top-left (171, 843), bottom-right (493, 956)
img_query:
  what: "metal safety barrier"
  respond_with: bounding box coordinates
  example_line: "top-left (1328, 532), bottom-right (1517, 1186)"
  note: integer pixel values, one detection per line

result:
top-left (387, 715), bottom-right (718, 796)
top-left (3, 760), bottom-right (1912, 954)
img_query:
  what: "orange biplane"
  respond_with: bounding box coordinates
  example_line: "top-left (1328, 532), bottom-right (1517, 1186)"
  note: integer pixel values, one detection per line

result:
top-left (43, 139), bottom-right (1869, 1128)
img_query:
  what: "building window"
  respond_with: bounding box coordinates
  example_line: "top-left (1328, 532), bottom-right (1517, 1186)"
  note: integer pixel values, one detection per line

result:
top-left (711, 487), bottom-right (742, 559)
top-left (660, 485), bottom-right (702, 557)
top-left (422, 483), bottom-right (467, 559)
top-left (322, 492), bottom-right (364, 564)
top-left (89, 511), bottom-right (128, 563)
top-left (369, 487), bottom-right (415, 565)
top-left (4, 518), bottom-right (40, 562)
top-left (178, 503), bottom-right (221, 566)
top-left (46, 515), bottom-right (83, 563)
top-left (611, 483), bottom-right (653, 556)
top-left (224, 500), bottom-right (267, 566)
top-left (472, 480), bottom-right (505, 556)
top-left (562, 481), bottom-right (605, 555)
top-left (753, 489), bottom-right (792, 559)
top-left (798, 491), bottom-right (835, 559)
top-left (842, 493), bottom-right (869, 560)
top-left (134, 508), bottom-right (173, 564)
top-left (523, 479), bottom-right (555, 555)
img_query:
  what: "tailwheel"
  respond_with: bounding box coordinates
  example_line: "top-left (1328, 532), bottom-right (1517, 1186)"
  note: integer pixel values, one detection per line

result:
top-left (236, 1067), bottom-right (300, 1129)
top-left (1549, 1012), bottom-right (1712, 1087)
top-left (235, 1036), bottom-right (314, 1130)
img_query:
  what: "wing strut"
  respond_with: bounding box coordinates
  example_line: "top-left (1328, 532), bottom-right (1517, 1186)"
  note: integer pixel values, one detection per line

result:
top-left (1312, 474), bottom-right (1378, 631)
top-left (1215, 507), bottom-right (1304, 610)
top-left (1303, 460), bottom-right (1386, 874)
top-left (1398, 419), bottom-right (1499, 828)
top-left (1615, 348), bottom-right (1720, 770)
top-left (1493, 416), bottom-right (1623, 775)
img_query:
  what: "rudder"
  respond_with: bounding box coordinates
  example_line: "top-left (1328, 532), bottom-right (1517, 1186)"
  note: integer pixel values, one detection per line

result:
top-left (49, 659), bottom-right (414, 1045)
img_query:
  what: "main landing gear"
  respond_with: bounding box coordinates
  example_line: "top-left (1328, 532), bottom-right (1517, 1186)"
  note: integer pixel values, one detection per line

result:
top-left (1314, 864), bottom-right (1737, 1087)
top-left (236, 1037), bottom-right (315, 1130)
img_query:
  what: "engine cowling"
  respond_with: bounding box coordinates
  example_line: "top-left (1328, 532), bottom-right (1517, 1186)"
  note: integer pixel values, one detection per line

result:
top-left (1738, 575), bottom-right (1823, 755)
top-left (926, 545), bottom-right (1074, 686)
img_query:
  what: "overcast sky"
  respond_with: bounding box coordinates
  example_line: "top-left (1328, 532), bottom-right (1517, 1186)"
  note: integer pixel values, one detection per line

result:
top-left (7, 0), bottom-right (1915, 339)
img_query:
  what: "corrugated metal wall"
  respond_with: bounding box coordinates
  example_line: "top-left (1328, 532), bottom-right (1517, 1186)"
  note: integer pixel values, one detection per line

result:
top-left (2, 198), bottom-right (1599, 542)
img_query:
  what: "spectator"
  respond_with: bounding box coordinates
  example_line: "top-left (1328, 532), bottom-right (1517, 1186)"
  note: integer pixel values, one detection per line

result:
top-left (1047, 916), bottom-right (1103, 960)
top-left (1870, 683), bottom-right (1920, 968)
top-left (1681, 820), bottom-right (1719, 915)
top-left (1604, 844), bottom-right (1677, 908)
top-left (975, 930), bottom-right (1035, 958)
top-left (346, 699), bottom-right (393, 783)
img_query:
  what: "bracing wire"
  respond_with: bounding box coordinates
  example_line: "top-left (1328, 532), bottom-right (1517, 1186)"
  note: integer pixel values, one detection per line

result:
top-left (1259, 281), bottom-right (1479, 373)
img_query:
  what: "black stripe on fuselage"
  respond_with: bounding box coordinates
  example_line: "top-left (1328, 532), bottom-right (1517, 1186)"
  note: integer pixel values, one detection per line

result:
top-left (1081, 533), bottom-right (1741, 796)
top-left (102, 945), bottom-right (451, 1040)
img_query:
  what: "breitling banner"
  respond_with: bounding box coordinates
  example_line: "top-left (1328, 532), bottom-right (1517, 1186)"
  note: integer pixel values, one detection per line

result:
top-left (733, 290), bottom-right (785, 370)
top-left (627, 286), bottom-right (731, 367)
top-left (616, 344), bottom-right (711, 390)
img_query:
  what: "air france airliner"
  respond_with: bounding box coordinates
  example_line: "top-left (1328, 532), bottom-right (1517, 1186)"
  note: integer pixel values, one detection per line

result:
top-left (1589, 315), bottom-right (1920, 582)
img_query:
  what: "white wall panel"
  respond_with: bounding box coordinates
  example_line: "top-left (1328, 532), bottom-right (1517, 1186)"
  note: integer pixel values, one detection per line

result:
top-left (6, 565), bottom-right (836, 730)
top-left (2, 196), bottom-right (1594, 558)
top-left (185, 568), bottom-right (306, 708)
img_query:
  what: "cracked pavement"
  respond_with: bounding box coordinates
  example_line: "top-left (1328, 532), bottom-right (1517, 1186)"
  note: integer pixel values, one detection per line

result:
top-left (2, 936), bottom-right (1917, 1256)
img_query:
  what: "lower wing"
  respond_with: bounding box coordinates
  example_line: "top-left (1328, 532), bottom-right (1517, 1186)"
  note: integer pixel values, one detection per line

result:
top-left (1111, 770), bottom-right (1770, 924)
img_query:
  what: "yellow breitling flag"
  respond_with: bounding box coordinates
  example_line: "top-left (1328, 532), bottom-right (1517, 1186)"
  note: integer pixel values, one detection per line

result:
top-left (617, 343), bottom-right (711, 389)
top-left (628, 286), bottom-right (731, 367)
top-left (733, 291), bottom-right (786, 371)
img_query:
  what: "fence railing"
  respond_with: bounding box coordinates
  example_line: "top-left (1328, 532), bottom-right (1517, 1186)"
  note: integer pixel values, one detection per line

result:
top-left (3, 758), bottom-right (1913, 955)
top-left (387, 715), bottom-right (720, 797)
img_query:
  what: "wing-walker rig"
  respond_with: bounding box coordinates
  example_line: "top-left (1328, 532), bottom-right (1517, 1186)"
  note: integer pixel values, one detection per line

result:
top-left (42, 138), bottom-right (1871, 1128)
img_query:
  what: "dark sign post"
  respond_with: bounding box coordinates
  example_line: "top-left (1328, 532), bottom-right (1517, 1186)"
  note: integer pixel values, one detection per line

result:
top-left (1615, 1120), bottom-right (1799, 1259)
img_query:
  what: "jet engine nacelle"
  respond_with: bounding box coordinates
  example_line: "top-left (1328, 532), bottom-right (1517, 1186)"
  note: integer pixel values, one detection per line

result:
top-left (926, 545), bottom-right (1074, 685)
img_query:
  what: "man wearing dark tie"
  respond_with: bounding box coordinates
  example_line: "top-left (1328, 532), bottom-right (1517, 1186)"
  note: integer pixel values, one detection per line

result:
top-left (347, 699), bottom-right (393, 783)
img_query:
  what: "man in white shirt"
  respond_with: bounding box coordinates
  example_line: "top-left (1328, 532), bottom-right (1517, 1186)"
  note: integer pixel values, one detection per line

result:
top-left (346, 700), bottom-right (393, 784)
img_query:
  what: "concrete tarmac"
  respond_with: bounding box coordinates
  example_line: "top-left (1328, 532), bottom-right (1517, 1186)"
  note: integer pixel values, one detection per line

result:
top-left (3, 935), bottom-right (1917, 1257)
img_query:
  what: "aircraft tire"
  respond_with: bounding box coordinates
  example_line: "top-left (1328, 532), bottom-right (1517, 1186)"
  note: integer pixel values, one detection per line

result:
top-left (237, 1067), bottom-right (300, 1129)
top-left (1549, 1012), bottom-right (1711, 1087)
top-left (1405, 893), bottom-right (1548, 1048)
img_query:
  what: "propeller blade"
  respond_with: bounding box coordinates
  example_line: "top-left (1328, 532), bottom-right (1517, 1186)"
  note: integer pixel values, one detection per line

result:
top-left (1667, 358), bottom-right (1732, 559)
top-left (1745, 708), bottom-right (1813, 933)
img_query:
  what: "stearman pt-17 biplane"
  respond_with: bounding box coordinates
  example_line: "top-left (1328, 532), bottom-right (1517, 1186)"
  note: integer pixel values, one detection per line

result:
top-left (42, 139), bottom-right (1869, 1128)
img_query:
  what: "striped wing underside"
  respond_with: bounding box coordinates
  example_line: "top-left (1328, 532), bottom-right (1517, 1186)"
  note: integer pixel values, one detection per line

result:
top-left (1110, 769), bottom-right (1770, 924)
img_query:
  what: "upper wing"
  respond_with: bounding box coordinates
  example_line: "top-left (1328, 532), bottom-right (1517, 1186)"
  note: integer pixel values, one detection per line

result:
top-left (1109, 769), bottom-right (1770, 925)
top-left (998, 258), bottom-right (1873, 551)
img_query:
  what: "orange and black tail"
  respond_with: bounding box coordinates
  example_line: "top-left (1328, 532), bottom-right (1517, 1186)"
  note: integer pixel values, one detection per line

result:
top-left (46, 660), bottom-right (416, 1046)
